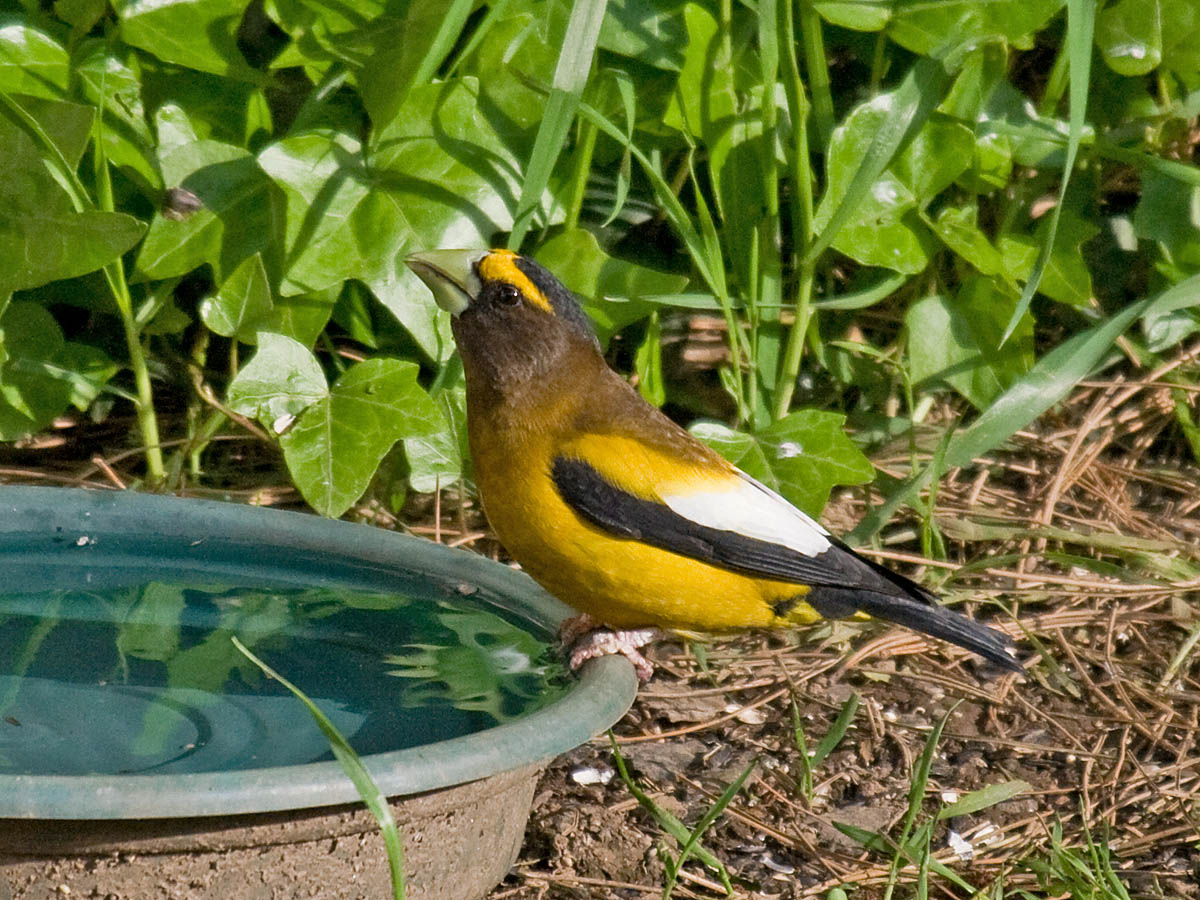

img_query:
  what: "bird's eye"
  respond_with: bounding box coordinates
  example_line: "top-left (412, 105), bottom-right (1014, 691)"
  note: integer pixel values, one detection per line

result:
top-left (496, 284), bottom-right (523, 307)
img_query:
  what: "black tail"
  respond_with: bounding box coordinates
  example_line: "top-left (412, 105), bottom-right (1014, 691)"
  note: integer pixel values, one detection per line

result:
top-left (809, 540), bottom-right (1021, 672)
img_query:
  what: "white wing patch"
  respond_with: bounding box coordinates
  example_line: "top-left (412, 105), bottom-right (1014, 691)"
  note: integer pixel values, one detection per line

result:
top-left (661, 469), bottom-right (831, 557)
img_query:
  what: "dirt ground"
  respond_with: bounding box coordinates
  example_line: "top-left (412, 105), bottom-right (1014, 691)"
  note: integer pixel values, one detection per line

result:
top-left (3, 366), bottom-right (1200, 900)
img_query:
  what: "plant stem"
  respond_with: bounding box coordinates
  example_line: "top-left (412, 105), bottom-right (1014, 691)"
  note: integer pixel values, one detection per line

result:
top-left (1039, 38), bottom-right (1071, 117)
top-left (773, 0), bottom-right (815, 420)
top-left (91, 79), bottom-right (165, 483)
top-left (563, 116), bottom-right (598, 232)
top-left (798, 1), bottom-right (833, 150)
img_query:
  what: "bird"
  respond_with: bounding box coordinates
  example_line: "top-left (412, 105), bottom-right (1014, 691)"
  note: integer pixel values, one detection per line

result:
top-left (406, 248), bottom-right (1020, 680)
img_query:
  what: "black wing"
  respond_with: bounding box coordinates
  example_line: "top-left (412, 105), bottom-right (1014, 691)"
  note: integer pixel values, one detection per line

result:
top-left (551, 456), bottom-right (1018, 671)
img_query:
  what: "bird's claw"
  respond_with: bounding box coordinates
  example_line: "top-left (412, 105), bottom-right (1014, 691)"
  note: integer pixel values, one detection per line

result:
top-left (558, 613), bottom-right (602, 649)
top-left (566, 625), bottom-right (662, 682)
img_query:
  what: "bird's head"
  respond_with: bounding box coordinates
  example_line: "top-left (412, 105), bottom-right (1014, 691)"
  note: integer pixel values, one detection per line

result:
top-left (406, 248), bottom-right (601, 390)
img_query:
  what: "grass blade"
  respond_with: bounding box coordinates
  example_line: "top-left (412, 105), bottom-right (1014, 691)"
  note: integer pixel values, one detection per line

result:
top-left (508, 0), bottom-right (608, 248)
top-left (803, 56), bottom-right (950, 267)
top-left (665, 758), bottom-right (755, 898)
top-left (849, 271), bottom-right (1200, 542)
top-left (811, 691), bottom-right (860, 767)
top-left (999, 0), bottom-right (1097, 343)
top-left (232, 637), bottom-right (407, 900)
top-left (937, 780), bottom-right (1031, 820)
top-left (608, 734), bottom-right (730, 879)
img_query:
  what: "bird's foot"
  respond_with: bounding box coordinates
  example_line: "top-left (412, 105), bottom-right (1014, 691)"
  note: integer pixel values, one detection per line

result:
top-left (566, 625), bottom-right (662, 682)
top-left (558, 613), bottom-right (602, 649)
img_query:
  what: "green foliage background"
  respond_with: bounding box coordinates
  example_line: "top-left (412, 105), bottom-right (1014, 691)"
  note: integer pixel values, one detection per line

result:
top-left (1, 0), bottom-right (1198, 525)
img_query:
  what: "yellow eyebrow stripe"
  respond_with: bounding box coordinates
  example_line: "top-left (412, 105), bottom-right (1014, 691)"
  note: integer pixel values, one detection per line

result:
top-left (477, 249), bottom-right (553, 313)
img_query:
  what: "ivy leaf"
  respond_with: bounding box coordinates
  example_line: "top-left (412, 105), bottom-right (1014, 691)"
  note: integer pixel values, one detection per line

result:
top-left (0, 301), bottom-right (70, 439)
top-left (134, 139), bottom-right (281, 283)
top-left (226, 332), bottom-right (327, 428)
top-left (599, 0), bottom-right (687, 71)
top-left (114, 0), bottom-right (258, 79)
top-left (200, 253), bottom-right (273, 341)
top-left (533, 228), bottom-right (688, 340)
top-left (74, 39), bottom-right (160, 189)
top-left (690, 411), bottom-right (874, 516)
top-left (889, 0), bottom-right (1064, 56)
top-left (0, 109), bottom-right (144, 294)
top-left (258, 79), bottom-right (520, 359)
top-left (0, 302), bottom-right (116, 438)
top-left (228, 335), bottom-right (443, 516)
top-left (999, 209), bottom-right (1099, 307)
top-left (814, 1), bottom-right (891, 31)
top-left (403, 385), bottom-right (466, 493)
top-left (930, 205), bottom-right (1008, 280)
top-left (279, 359), bottom-right (443, 517)
top-left (1097, 0), bottom-right (1163, 75)
top-left (0, 23), bottom-right (70, 98)
top-left (1133, 169), bottom-right (1200, 268)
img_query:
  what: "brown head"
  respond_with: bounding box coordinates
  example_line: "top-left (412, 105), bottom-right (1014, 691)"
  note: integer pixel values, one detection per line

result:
top-left (406, 249), bottom-right (602, 401)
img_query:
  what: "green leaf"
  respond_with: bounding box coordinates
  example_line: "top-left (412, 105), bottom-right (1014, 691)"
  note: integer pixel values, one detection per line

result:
top-left (0, 301), bottom-right (69, 439)
top-left (599, 0), bottom-right (686, 70)
top-left (0, 23), bottom-right (70, 98)
top-left (134, 139), bottom-right (280, 283)
top-left (279, 359), bottom-right (443, 517)
top-left (230, 335), bottom-right (442, 515)
top-left (258, 79), bottom-right (520, 359)
top-left (1158, 0), bottom-right (1200, 80)
top-left (403, 386), bottom-right (465, 493)
top-left (1000, 209), bottom-right (1100, 307)
top-left (356, 0), bottom-right (475, 127)
top-left (937, 780), bottom-right (1031, 819)
top-left (889, 0), bottom-right (1065, 56)
top-left (813, 0), bottom-right (891, 31)
top-left (691, 411), bottom-right (874, 515)
top-left (54, 0), bottom-right (109, 32)
top-left (142, 67), bottom-right (270, 146)
top-left (930, 205), bottom-right (1007, 278)
top-left (1133, 168), bottom-right (1200, 268)
top-left (1097, 0), bottom-right (1163, 75)
top-left (74, 39), bottom-right (160, 189)
top-left (533, 228), bottom-right (688, 339)
top-left (907, 279), bottom-right (1035, 410)
top-left (464, 8), bottom-right (561, 134)
top-left (114, 0), bottom-right (258, 78)
top-left (257, 130), bottom-right (376, 296)
top-left (0, 109), bottom-right (145, 293)
top-left (200, 253), bottom-right (274, 342)
top-left (810, 60), bottom-right (952, 273)
top-left (226, 332), bottom-right (328, 427)
top-left (891, 115), bottom-right (975, 203)
top-left (663, 3), bottom-right (734, 144)
top-left (53, 342), bottom-right (120, 410)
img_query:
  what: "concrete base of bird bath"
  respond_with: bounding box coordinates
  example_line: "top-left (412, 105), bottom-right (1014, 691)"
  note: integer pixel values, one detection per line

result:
top-left (0, 489), bottom-right (638, 900)
top-left (0, 764), bottom-right (538, 900)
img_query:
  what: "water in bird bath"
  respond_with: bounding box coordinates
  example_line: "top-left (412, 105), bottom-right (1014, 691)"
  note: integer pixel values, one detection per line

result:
top-left (0, 576), bottom-right (568, 777)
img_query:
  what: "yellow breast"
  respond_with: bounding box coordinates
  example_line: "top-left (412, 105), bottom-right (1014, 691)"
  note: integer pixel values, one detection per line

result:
top-left (467, 400), bottom-right (819, 632)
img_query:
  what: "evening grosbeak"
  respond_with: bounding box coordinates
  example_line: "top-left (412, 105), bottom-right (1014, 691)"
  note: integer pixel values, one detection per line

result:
top-left (407, 249), bottom-right (1019, 680)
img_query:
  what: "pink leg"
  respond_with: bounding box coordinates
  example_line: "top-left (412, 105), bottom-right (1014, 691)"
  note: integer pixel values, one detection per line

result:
top-left (558, 613), bottom-right (602, 648)
top-left (567, 626), bottom-right (662, 682)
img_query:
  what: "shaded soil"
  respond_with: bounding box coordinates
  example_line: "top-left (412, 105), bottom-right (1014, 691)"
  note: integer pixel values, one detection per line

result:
top-left (3, 366), bottom-right (1200, 899)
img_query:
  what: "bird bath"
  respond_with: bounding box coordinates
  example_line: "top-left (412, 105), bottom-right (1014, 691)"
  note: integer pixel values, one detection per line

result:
top-left (0, 487), bottom-right (637, 900)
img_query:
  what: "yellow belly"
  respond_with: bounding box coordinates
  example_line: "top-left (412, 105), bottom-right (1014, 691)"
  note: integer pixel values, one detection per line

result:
top-left (474, 442), bottom-right (819, 632)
